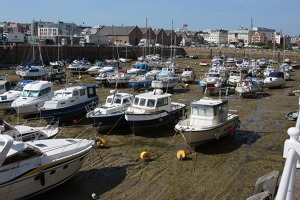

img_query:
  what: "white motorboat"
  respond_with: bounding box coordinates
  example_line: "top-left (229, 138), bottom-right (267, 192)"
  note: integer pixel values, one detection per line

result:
top-left (0, 125), bottom-right (93, 200)
top-left (235, 79), bottom-right (262, 97)
top-left (107, 72), bottom-right (132, 85)
top-left (0, 80), bottom-right (35, 110)
top-left (125, 89), bottom-right (187, 133)
top-left (151, 68), bottom-right (181, 90)
top-left (67, 59), bottom-right (92, 74)
top-left (11, 81), bottom-right (54, 114)
top-left (180, 67), bottom-right (195, 83)
top-left (174, 97), bottom-right (239, 147)
top-left (86, 90), bottom-right (134, 132)
top-left (228, 69), bottom-right (242, 86)
top-left (40, 84), bottom-right (99, 121)
top-left (263, 71), bottom-right (286, 88)
top-left (0, 117), bottom-right (60, 142)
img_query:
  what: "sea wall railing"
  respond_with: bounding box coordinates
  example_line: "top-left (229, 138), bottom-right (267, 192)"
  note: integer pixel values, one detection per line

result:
top-left (277, 91), bottom-right (300, 200)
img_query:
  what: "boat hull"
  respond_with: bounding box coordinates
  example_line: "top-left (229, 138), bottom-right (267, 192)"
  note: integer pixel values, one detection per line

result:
top-left (89, 112), bottom-right (128, 132)
top-left (41, 97), bottom-right (99, 121)
top-left (125, 106), bottom-right (187, 132)
top-left (0, 146), bottom-right (92, 200)
top-left (175, 115), bottom-right (239, 147)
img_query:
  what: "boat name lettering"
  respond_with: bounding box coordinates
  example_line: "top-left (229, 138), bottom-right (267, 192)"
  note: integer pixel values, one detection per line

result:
top-left (0, 163), bottom-right (30, 173)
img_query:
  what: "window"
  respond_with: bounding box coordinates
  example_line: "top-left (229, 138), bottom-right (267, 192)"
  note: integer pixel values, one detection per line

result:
top-left (134, 97), bottom-right (139, 105)
top-left (106, 97), bottom-right (112, 104)
top-left (139, 98), bottom-right (146, 106)
top-left (2, 148), bottom-right (41, 166)
top-left (39, 87), bottom-right (51, 97)
top-left (73, 90), bottom-right (78, 96)
top-left (147, 99), bottom-right (155, 108)
top-left (114, 98), bottom-right (121, 104)
top-left (79, 89), bottom-right (85, 96)
top-left (157, 97), bottom-right (168, 107)
top-left (88, 87), bottom-right (95, 96)
top-left (192, 106), bottom-right (214, 117)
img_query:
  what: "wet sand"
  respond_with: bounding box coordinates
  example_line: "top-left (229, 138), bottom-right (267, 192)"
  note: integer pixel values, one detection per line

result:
top-left (3, 59), bottom-right (300, 200)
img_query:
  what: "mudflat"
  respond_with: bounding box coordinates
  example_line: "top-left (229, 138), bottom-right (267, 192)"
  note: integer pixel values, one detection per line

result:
top-left (3, 58), bottom-right (299, 200)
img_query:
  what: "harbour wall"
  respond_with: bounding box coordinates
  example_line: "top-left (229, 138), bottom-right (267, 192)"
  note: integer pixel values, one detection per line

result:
top-left (0, 44), bottom-right (299, 67)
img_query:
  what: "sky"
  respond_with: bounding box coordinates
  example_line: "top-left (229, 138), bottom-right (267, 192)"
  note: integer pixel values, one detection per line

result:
top-left (1, 0), bottom-right (299, 36)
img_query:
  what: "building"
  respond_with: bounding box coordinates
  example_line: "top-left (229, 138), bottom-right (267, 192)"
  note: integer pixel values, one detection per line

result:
top-left (204, 29), bottom-right (228, 44)
top-left (228, 27), bottom-right (254, 46)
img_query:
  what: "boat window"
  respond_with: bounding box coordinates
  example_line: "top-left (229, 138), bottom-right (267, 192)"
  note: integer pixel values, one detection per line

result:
top-left (39, 87), bottom-right (51, 97)
top-left (64, 92), bottom-right (72, 97)
top-left (147, 99), bottom-right (156, 108)
top-left (22, 90), bottom-right (30, 97)
top-left (139, 98), bottom-right (146, 106)
top-left (28, 90), bottom-right (40, 97)
top-left (2, 147), bottom-right (41, 166)
top-left (114, 97), bottom-right (121, 104)
top-left (192, 106), bottom-right (214, 117)
top-left (55, 92), bottom-right (63, 97)
top-left (79, 89), bottom-right (85, 96)
top-left (13, 83), bottom-right (24, 91)
top-left (88, 87), bottom-right (95, 96)
top-left (134, 97), bottom-right (140, 105)
top-left (157, 97), bottom-right (168, 107)
top-left (106, 97), bottom-right (113, 104)
top-left (73, 90), bottom-right (79, 96)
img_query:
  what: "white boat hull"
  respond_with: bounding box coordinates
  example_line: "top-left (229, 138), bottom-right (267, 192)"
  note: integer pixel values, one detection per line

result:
top-left (0, 151), bottom-right (90, 200)
top-left (175, 115), bottom-right (239, 147)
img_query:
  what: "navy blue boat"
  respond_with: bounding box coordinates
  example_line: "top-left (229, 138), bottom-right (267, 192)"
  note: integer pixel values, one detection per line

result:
top-left (40, 84), bottom-right (99, 122)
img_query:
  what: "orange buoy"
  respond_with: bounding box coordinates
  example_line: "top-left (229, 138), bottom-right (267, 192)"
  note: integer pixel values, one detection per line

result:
top-left (177, 150), bottom-right (187, 160)
top-left (140, 151), bottom-right (150, 160)
top-left (96, 137), bottom-right (106, 148)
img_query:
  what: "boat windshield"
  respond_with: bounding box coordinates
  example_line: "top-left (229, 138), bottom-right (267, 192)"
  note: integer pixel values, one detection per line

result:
top-left (113, 97), bottom-right (122, 104)
top-left (22, 90), bottom-right (39, 98)
top-left (192, 106), bottom-right (215, 117)
top-left (106, 97), bottom-right (113, 104)
top-left (13, 83), bottom-right (25, 91)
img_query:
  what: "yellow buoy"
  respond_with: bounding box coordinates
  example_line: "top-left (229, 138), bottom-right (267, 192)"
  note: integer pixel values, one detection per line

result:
top-left (177, 150), bottom-right (186, 160)
top-left (79, 75), bottom-right (82, 79)
top-left (140, 151), bottom-right (150, 160)
top-left (96, 137), bottom-right (106, 148)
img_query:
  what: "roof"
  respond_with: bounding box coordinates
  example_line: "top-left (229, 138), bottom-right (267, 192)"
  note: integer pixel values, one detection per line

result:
top-left (191, 98), bottom-right (228, 107)
top-left (23, 81), bottom-right (53, 90)
top-left (98, 26), bottom-right (137, 36)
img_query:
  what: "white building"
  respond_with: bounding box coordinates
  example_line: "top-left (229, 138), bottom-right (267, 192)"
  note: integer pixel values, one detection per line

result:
top-left (228, 27), bottom-right (254, 45)
top-left (203, 29), bottom-right (228, 44)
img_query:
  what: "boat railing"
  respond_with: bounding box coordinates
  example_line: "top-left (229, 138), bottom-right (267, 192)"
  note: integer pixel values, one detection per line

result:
top-left (277, 92), bottom-right (300, 199)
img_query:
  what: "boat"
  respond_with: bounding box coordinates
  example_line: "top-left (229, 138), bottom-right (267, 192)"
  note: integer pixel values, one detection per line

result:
top-left (199, 71), bottom-right (224, 95)
top-left (180, 67), bottom-right (196, 83)
top-left (263, 65), bottom-right (275, 77)
top-left (286, 110), bottom-right (298, 121)
top-left (11, 81), bottom-right (54, 115)
top-left (228, 69), bottom-right (242, 86)
top-left (174, 97), bottom-right (239, 147)
top-left (128, 74), bottom-right (154, 90)
top-left (95, 71), bottom-right (116, 86)
top-left (40, 84), bottom-right (99, 121)
top-left (0, 125), bottom-right (93, 200)
top-left (125, 89), bottom-right (187, 133)
top-left (67, 59), bottom-right (92, 74)
top-left (86, 90), bottom-right (134, 132)
top-left (0, 75), bottom-right (13, 95)
top-left (0, 117), bottom-right (60, 142)
top-left (235, 79), bottom-right (262, 97)
top-left (0, 80), bottom-right (34, 110)
top-left (16, 60), bottom-right (50, 79)
top-left (263, 71), bottom-right (286, 88)
top-left (86, 60), bottom-right (108, 76)
top-left (127, 62), bottom-right (151, 75)
top-left (107, 72), bottom-right (132, 85)
top-left (151, 68), bottom-right (181, 91)
top-left (199, 60), bottom-right (209, 66)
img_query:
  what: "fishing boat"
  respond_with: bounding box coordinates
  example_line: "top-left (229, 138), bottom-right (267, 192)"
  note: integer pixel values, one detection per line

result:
top-left (235, 79), bottom-right (262, 97)
top-left (40, 85), bottom-right (99, 121)
top-left (0, 80), bottom-right (34, 110)
top-left (174, 97), bottom-right (239, 147)
top-left (0, 117), bottom-right (60, 142)
top-left (11, 81), bottom-right (54, 115)
top-left (180, 67), bottom-right (195, 83)
top-left (263, 71), bottom-right (286, 88)
top-left (0, 125), bottom-right (93, 200)
top-left (86, 90), bottom-right (134, 132)
top-left (125, 89), bottom-right (187, 133)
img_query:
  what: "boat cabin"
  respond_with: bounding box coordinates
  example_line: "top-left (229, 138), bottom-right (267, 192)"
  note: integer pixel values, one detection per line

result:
top-left (129, 89), bottom-right (171, 112)
top-left (105, 92), bottom-right (134, 106)
top-left (21, 81), bottom-right (53, 98)
top-left (190, 98), bottom-right (229, 126)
